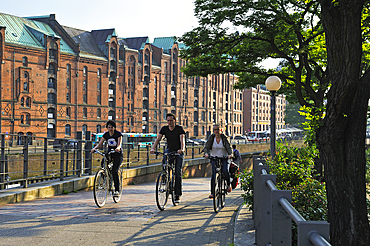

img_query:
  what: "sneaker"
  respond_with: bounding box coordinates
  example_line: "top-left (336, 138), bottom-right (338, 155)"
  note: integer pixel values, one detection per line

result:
top-left (175, 195), bottom-right (181, 203)
top-left (113, 191), bottom-right (120, 197)
top-left (227, 185), bottom-right (232, 193)
top-left (209, 194), bottom-right (214, 199)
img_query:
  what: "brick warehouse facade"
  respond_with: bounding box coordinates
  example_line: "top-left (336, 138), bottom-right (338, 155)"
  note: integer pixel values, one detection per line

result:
top-left (0, 13), bottom-right (244, 143)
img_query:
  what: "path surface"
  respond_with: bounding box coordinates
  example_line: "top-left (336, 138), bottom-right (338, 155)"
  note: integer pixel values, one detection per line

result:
top-left (0, 177), bottom-right (245, 246)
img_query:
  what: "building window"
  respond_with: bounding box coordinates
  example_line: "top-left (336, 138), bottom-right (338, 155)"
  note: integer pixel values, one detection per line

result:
top-left (65, 124), bottom-right (71, 136)
top-left (23, 57), bottom-right (28, 67)
top-left (97, 95), bottom-right (101, 104)
top-left (48, 93), bottom-right (56, 104)
top-left (66, 93), bottom-right (70, 103)
top-left (25, 97), bottom-right (30, 107)
top-left (66, 78), bottom-right (70, 87)
top-left (49, 42), bottom-right (57, 59)
top-left (97, 108), bottom-right (101, 118)
top-left (83, 66), bottom-right (87, 76)
top-left (67, 64), bottom-right (71, 73)
top-left (83, 107), bottom-right (87, 118)
top-left (97, 124), bottom-right (101, 133)
top-left (97, 68), bottom-right (101, 77)
top-left (66, 107), bottom-right (71, 117)
top-left (49, 64), bottom-right (56, 75)
top-left (83, 94), bottom-right (86, 103)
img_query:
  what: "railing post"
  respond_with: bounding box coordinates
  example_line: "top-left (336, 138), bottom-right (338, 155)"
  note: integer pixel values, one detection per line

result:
top-left (43, 138), bottom-right (48, 176)
top-left (23, 137), bottom-right (29, 188)
top-left (85, 141), bottom-right (92, 175)
top-left (127, 144), bottom-right (130, 168)
top-left (0, 135), bottom-right (5, 190)
top-left (259, 173), bottom-right (275, 245)
top-left (298, 221), bottom-right (330, 246)
top-left (76, 140), bottom-right (81, 177)
top-left (271, 190), bottom-right (292, 245)
top-left (253, 155), bottom-right (267, 246)
top-left (192, 143), bottom-right (194, 159)
top-left (146, 145), bottom-right (149, 165)
top-left (60, 139), bottom-right (65, 181)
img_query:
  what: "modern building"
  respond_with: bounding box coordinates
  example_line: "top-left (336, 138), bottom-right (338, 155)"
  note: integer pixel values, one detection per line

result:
top-left (243, 85), bottom-right (286, 134)
top-left (0, 12), bottom-right (243, 144)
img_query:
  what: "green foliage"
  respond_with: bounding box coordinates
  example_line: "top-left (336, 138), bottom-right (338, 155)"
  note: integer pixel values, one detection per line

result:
top-left (239, 143), bottom-right (327, 222)
top-left (179, 0), bottom-right (328, 108)
top-left (284, 103), bottom-right (307, 127)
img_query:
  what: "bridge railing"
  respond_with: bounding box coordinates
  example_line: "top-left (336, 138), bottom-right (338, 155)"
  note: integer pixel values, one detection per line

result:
top-left (253, 155), bottom-right (331, 246)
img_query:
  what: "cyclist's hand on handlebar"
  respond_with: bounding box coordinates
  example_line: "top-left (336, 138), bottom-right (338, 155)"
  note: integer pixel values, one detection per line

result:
top-left (91, 148), bottom-right (96, 154)
top-left (228, 154), bottom-right (233, 159)
top-left (177, 149), bottom-right (184, 154)
top-left (150, 149), bottom-right (155, 154)
top-left (204, 153), bottom-right (209, 158)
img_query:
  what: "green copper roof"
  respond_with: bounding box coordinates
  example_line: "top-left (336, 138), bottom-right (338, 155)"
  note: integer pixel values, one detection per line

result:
top-left (0, 12), bottom-right (75, 54)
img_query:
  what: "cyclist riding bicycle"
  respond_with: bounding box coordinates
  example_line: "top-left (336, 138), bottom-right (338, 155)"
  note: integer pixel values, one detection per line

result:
top-left (203, 124), bottom-right (233, 199)
top-left (150, 113), bottom-right (185, 204)
top-left (91, 120), bottom-right (123, 197)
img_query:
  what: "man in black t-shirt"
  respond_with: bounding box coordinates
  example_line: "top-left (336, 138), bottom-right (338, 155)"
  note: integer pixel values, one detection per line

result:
top-left (151, 113), bottom-right (185, 203)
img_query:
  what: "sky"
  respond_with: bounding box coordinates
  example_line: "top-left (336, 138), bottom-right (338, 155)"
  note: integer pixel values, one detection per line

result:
top-left (1, 0), bottom-right (279, 68)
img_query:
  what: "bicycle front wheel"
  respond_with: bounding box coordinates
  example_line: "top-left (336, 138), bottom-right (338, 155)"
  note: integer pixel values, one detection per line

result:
top-left (221, 176), bottom-right (227, 208)
top-left (213, 172), bottom-right (221, 213)
top-left (156, 171), bottom-right (169, 211)
top-left (93, 169), bottom-right (108, 208)
top-left (113, 167), bottom-right (123, 203)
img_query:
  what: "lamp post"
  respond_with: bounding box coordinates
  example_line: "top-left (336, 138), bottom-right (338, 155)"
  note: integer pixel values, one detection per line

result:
top-left (265, 76), bottom-right (281, 159)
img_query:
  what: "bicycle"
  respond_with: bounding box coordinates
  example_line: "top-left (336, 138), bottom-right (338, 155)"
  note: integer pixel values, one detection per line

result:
top-left (92, 149), bottom-right (124, 208)
top-left (154, 151), bottom-right (180, 211)
top-left (209, 156), bottom-right (230, 213)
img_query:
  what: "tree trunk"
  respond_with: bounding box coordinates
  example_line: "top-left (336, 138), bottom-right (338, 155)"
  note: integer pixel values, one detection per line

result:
top-left (319, 0), bottom-right (370, 245)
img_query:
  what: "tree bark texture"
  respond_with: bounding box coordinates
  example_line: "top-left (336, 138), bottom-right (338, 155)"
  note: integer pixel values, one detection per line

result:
top-left (319, 0), bottom-right (370, 245)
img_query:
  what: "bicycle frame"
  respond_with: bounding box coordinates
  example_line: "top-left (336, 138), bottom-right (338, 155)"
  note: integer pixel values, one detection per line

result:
top-left (209, 156), bottom-right (229, 213)
top-left (154, 151), bottom-right (179, 210)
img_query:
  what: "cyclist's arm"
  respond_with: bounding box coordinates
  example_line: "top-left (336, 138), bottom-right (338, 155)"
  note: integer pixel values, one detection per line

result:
top-left (91, 136), bottom-right (106, 153)
top-left (150, 133), bottom-right (163, 153)
top-left (115, 135), bottom-right (123, 152)
top-left (178, 134), bottom-right (185, 154)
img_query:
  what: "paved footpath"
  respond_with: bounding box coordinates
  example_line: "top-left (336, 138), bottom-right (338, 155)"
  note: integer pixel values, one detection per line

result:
top-left (0, 177), bottom-right (247, 246)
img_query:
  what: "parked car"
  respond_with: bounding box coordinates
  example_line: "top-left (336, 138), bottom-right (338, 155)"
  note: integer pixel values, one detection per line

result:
top-left (53, 139), bottom-right (79, 151)
top-left (186, 139), bottom-right (200, 146)
top-left (193, 139), bottom-right (207, 145)
top-left (234, 135), bottom-right (247, 140)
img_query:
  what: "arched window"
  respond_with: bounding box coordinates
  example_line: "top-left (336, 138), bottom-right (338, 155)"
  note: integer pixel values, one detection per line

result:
top-left (66, 107), bottom-right (71, 117)
top-left (65, 124), bottom-right (71, 136)
top-left (82, 124), bottom-right (87, 136)
top-left (96, 125), bottom-right (101, 133)
top-left (97, 108), bottom-right (101, 118)
top-left (83, 66), bottom-right (87, 76)
top-left (48, 64), bottom-right (56, 75)
top-left (23, 72), bottom-right (29, 91)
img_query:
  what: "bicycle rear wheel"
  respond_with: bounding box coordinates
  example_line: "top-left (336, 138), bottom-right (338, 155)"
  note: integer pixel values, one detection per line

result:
top-left (156, 171), bottom-right (169, 211)
top-left (113, 167), bottom-right (123, 203)
top-left (213, 172), bottom-right (221, 213)
top-left (93, 169), bottom-right (108, 208)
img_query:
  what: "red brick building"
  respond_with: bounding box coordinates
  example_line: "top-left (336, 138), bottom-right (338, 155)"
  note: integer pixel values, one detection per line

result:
top-left (0, 13), bottom-right (244, 144)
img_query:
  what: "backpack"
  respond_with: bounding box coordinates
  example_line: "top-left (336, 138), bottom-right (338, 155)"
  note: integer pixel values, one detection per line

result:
top-left (229, 162), bottom-right (240, 189)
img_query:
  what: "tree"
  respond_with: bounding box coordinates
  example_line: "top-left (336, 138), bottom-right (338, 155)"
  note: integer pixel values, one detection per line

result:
top-left (179, 0), bottom-right (370, 244)
top-left (284, 103), bottom-right (307, 127)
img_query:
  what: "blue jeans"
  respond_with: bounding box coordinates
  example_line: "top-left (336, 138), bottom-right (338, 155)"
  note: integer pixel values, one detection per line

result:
top-left (164, 148), bottom-right (184, 196)
top-left (211, 158), bottom-right (230, 195)
top-left (111, 152), bottom-right (123, 192)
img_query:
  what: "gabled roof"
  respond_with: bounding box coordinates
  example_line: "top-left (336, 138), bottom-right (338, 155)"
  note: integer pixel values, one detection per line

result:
top-left (152, 37), bottom-right (178, 54)
top-left (123, 37), bottom-right (150, 51)
top-left (91, 29), bottom-right (117, 45)
top-left (63, 26), bottom-right (106, 58)
top-left (0, 12), bottom-right (74, 54)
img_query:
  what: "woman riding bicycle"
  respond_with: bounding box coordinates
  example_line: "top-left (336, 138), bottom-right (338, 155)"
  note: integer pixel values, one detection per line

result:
top-left (91, 120), bottom-right (123, 197)
top-left (203, 124), bottom-right (233, 199)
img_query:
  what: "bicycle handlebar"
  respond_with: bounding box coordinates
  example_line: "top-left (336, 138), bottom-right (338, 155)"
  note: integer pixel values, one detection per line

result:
top-left (93, 149), bottom-right (116, 157)
top-left (153, 151), bottom-right (180, 156)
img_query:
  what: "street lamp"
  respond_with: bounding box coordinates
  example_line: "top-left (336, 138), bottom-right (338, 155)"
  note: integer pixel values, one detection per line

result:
top-left (265, 76), bottom-right (281, 159)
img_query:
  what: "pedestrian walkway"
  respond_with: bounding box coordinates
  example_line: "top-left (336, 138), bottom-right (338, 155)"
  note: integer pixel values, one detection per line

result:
top-left (0, 177), bottom-right (254, 246)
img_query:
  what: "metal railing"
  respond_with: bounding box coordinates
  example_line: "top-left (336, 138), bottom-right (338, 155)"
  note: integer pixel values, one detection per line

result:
top-left (253, 155), bottom-right (331, 246)
top-left (0, 133), bottom-right (207, 190)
